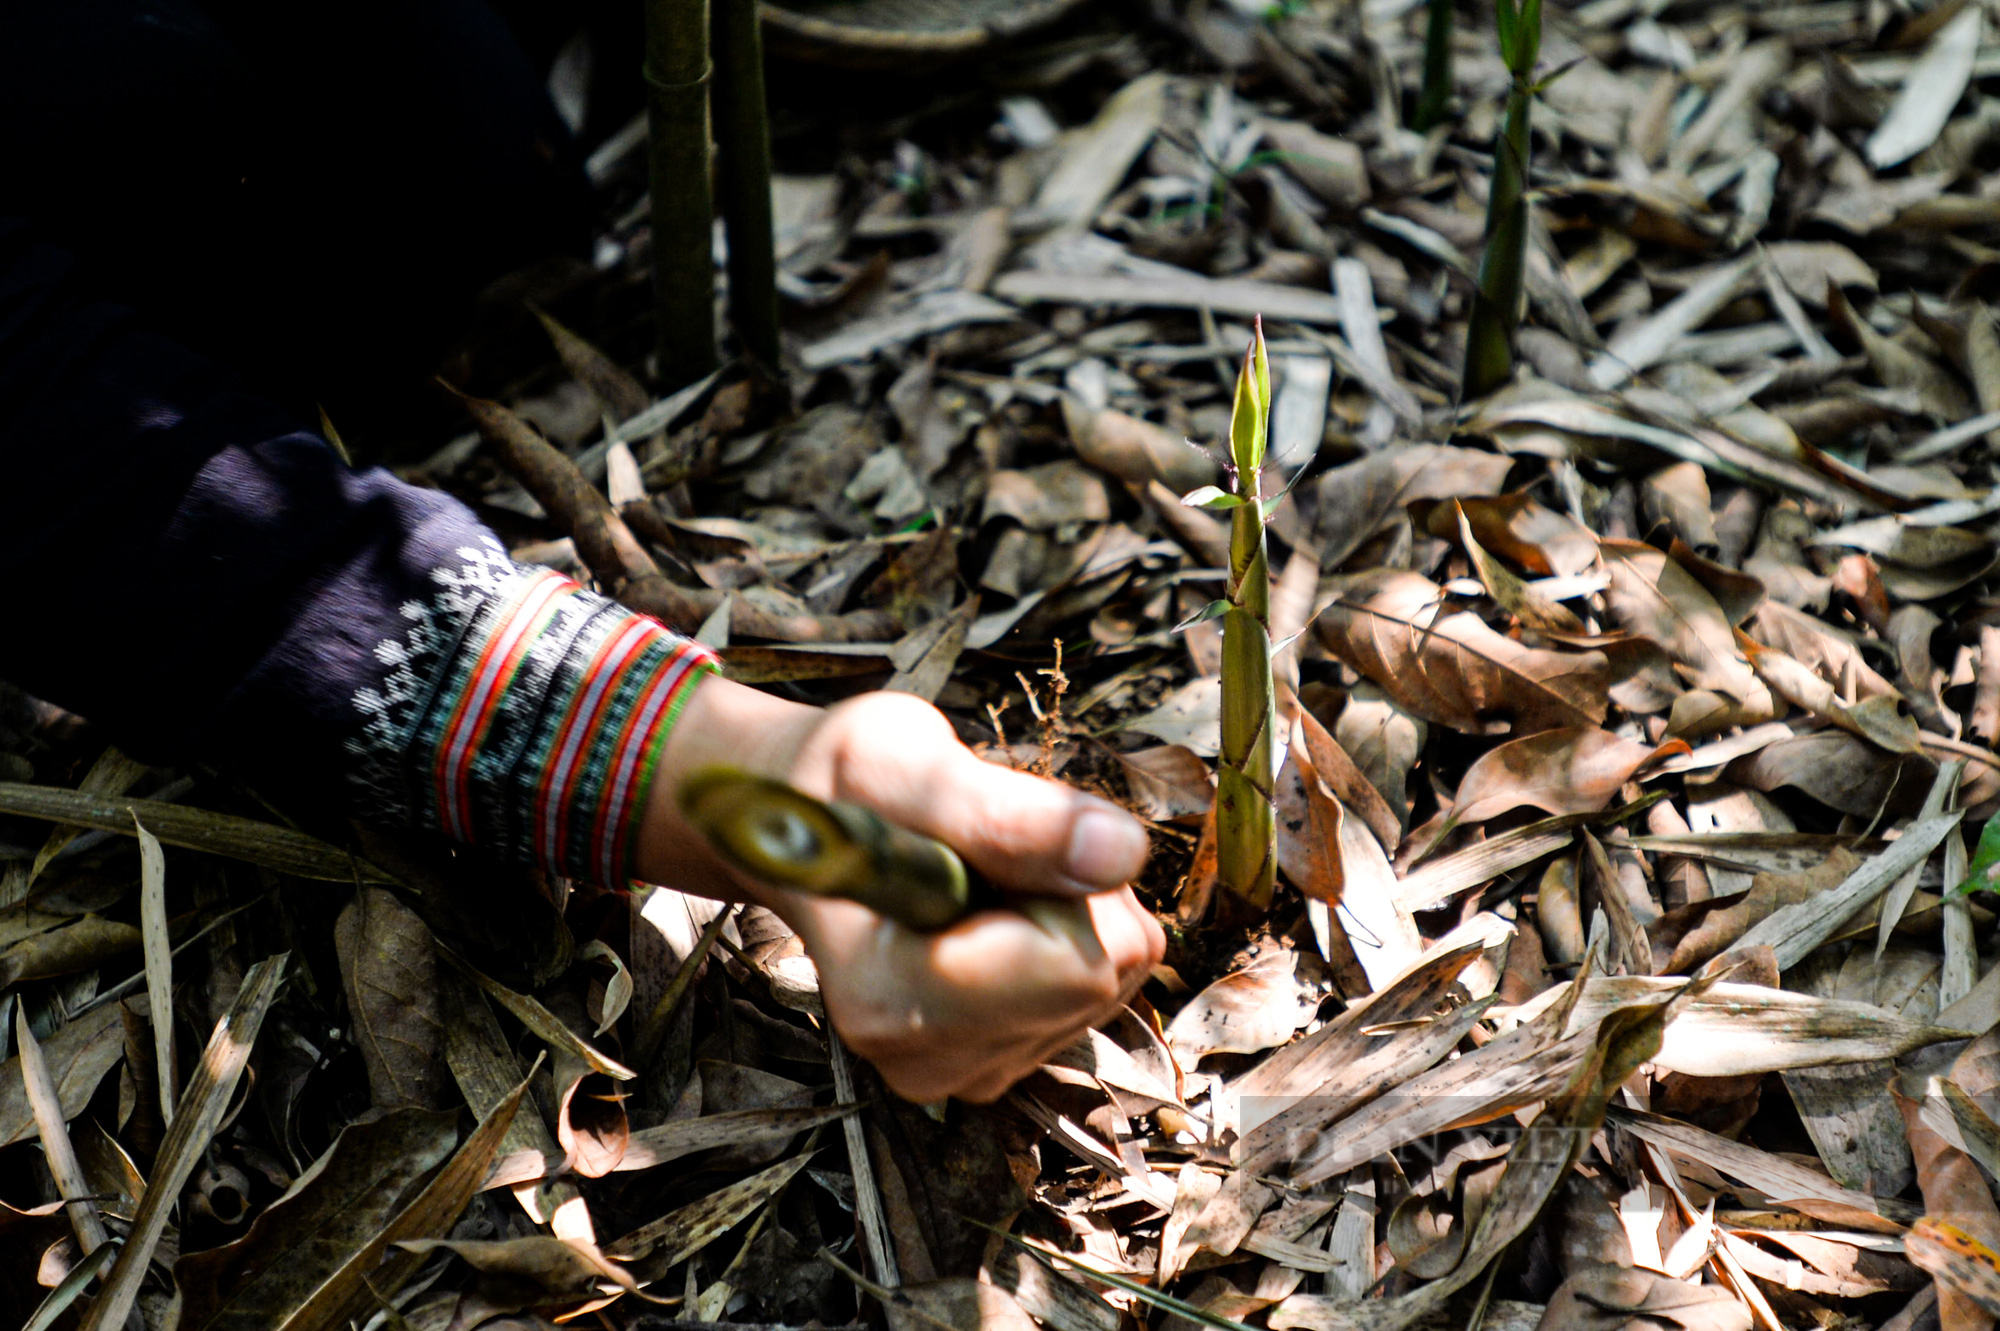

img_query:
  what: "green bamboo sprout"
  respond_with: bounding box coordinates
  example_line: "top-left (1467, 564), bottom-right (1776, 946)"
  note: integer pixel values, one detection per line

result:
top-left (645, 0), bottom-right (721, 392)
top-left (711, 0), bottom-right (782, 370)
top-left (1414, 0), bottom-right (1455, 132)
top-left (679, 767), bottom-right (985, 930)
top-left (1462, 0), bottom-right (1543, 400)
top-left (1183, 321), bottom-right (1277, 908)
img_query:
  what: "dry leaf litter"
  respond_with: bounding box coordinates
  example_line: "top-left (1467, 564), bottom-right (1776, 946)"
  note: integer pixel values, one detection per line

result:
top-left (12, 0), bottom-right (2000, 1327)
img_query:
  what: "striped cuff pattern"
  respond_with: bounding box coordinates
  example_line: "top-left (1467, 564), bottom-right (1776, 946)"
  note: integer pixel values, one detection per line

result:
top-left (349, 552), bottom-right (717, 886)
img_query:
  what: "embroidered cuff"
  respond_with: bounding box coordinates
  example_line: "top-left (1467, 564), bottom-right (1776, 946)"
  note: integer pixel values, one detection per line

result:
top-left (350, 557), bottom-right (718, 885)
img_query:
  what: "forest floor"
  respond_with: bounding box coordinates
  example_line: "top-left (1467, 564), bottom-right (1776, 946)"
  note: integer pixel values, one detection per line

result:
top-left (9, 0), bottom-right (2000, 1328)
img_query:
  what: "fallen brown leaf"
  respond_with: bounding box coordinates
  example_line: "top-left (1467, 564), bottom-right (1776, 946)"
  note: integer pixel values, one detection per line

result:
top-left (1314, 569), bottom-right (1613, 734)
top-left (1449, 726), bottom-right (1687, 825)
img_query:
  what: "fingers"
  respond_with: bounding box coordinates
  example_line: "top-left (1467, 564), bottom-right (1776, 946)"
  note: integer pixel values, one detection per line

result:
top-left (773, 691), bottom-right (1166, 1101)
top-left (794, 885), bottom-right (1166, 1103)
top-left (801, 693), bottom-right (1149, 896)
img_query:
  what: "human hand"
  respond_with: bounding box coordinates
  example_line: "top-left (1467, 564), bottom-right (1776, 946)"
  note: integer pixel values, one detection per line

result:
top-left (637, 683), bottom-right (1164, 1101)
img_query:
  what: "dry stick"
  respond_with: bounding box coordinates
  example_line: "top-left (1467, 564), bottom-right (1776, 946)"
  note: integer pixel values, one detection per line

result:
top-left (645, 0), bottom-right (719, 391)
top-left (710, 0), bottom-right (781, 370)
top-left (827, 1030), bottom-right (900, 1287)
top-left (1920, 730), bottom-right (2000, 774)
top-left (461, 394), bottom-right (896, 643)
top-left (80, 953), bottom-right (289, 1331)
top-left (15, 1004), bottom-right (109, 1256)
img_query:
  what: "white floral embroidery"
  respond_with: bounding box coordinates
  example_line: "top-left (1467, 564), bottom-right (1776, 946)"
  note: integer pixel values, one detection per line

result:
top-left (345, 539), bottom-right (517, 825)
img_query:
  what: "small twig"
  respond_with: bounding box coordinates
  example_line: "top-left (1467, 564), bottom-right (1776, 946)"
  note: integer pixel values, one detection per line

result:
top-left (1918, 731), bottom-right (2000, 773)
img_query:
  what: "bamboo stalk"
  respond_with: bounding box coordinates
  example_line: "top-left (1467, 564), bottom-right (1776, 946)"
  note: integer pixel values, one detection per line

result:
top-left (710, 0), bottom-right (782, 370)
top-left (1216, 321), bottom-right (1277, 908)
top-left (1462, 0), bottom-right (1541, 401)
top-left (1415, 0), bottom-right (1454, 132)
top-left (645, 0), bottom-right (721, 391)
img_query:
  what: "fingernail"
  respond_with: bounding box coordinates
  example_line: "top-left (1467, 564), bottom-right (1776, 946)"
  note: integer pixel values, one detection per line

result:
top-left (1064, 805), bottom-right (1147, 890)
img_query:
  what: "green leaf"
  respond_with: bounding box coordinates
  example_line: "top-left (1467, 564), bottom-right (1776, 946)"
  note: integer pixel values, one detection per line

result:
top-left (1181, 485), bottom-right (1248, 510)
top-left (1495, 0), bottom-right (1519, 66)
top-left (1530, 54), bottom-right (1586, 95)
top-left (1173, 600), bottom-right (1232, 633)
top-left (1956, 813), bottom-right (2000, 896)
top-left (1519, 0), bottom-right (1544, 72)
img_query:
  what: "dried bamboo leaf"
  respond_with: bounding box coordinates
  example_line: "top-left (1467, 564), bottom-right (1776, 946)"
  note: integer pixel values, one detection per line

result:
top-left (23, 1243), bottom-right (118, 1331)
top-left (1270, 998), bottom-right (1677, 1331)
top-left (272, 1061), bottom-right (534, 1331)
top-left (1731, 813), bottom-right (1962, 968)
top-left (439, 965), bottom-right (563, 1191)
top-left (1906, 1218), bottom-right (2000, 1318)
top-left (439, 948), bottom-right (634, 1080)
top-left (172, 1108), bottom-right (460, 1331)
top-left (1589, 255), bottom-right (1759, 390)
top-left (604, 1147), bottom-right (816, 1263)
top-left (14, 1004), bottom-right (108, 1255)
top-left (1448, 727), bottom-right (1685, 825)
top-left (27, 747), bottom-right (148, 887)
top-left (982, 1246), bottom-right (1120, 1331)
top-left (1166, 951), bottom-right (1317, 1064)
top-left (0, 782), bottom-right (390, 882)
top-left (1401, 799), bottom-right (1662, 912)
top-left (617, 1102), bottom-right (857, 1173)
top-left (134, 815), bottom-right (175, 1124)
top-left (1501, 978), bottom-right (1971, 1075)
top-left (1609, 1108), bottom-right (1919, 1226)
top-left (0, 1004), bottom-right (123, 1147)
top-left (1867, 5), bottom-right (1983, 169)
top-left (992, 271), bottom-right (1344, 325)
top-left (0, 914), bottom-right (140, 988)
top-left (80, 952), bottom-right (289, 1331)
top-left (1028, 73), bottom-right (1166, 229)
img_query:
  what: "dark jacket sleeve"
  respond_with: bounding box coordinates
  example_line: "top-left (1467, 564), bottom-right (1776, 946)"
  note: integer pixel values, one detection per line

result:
top-left (0, 219), bottom-right (715, 885)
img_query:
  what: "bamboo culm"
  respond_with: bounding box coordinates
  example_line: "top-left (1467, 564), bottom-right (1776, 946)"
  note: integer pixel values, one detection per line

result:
top-left (645, 0), bottom-right (721, 392)
top-left (1215, 322), bottom-right (1277, 909)
top-left (1462, 0), bottom-right (1541, 401)
top-left (1415, 0), bottom-right (1454, 132)
top-left (710, 0), bottom-right (782, 370)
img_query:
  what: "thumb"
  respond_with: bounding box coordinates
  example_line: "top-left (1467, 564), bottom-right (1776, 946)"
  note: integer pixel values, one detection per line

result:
top-left (807, 694), bottom-right (1150, 896)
